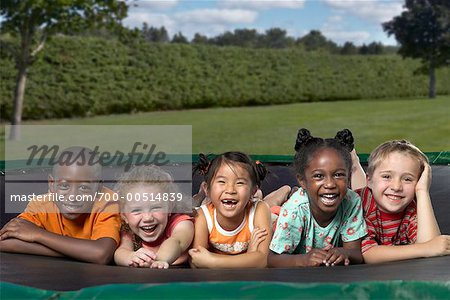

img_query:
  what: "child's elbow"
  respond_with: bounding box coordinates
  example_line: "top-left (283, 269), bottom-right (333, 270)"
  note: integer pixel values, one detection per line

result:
top-left (92, 250), bottom-right (114, 265)
top-left (362, 251), bottom-right (378, 264)
top-left (254, 253), bottom-right (268, 268)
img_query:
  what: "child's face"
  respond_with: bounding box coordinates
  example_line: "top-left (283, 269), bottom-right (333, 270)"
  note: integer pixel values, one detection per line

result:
top-left (368, 151), bottom-right (420, 214)
top-left (207, 162), bottom-right (254, 223)
top-left (121, 186), bottom-right (169, 243)
top-left (299, 148), bottom-right (348, 222)
top-left (49, 164), bottom-right (101, 220)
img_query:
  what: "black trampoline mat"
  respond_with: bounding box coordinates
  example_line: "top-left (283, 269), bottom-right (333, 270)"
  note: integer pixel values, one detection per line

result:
top-left (1, 252), bottom-right (449, 291)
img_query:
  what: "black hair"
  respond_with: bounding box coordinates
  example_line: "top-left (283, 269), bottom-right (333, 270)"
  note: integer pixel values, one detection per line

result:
top-left (293, 128), bottom-right (354, 179)
top-left (193, 151), bottom-right (267, 189)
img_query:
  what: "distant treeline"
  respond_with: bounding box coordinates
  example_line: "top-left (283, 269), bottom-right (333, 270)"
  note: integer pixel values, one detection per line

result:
top-left (0, 34), bottom-right (449, 120)
top-left (118, 25), bottom-right (396, 55)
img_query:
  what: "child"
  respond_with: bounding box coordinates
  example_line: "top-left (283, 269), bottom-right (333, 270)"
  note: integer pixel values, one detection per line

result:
top-left (358, 140), bottom-right (450, 263)
top-left (269, 129), bottom-right (367, 267)
top-left (189, 152), bottom-right (272, 268)
top-left (114, 165), bottom-right (194, 269)
top-left (0, 146), bottom-right (120, 264)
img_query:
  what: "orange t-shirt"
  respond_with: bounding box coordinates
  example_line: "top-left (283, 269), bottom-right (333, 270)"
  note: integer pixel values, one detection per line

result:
top-left (199, 201), bottom-right (258, 255)
top-left (18, 187), bottom-right (121, 245)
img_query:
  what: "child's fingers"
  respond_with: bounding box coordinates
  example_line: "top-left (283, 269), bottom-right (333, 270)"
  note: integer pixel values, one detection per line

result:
top-left (324, 250), bottom-right (344, 266)
top-left (134, 251), bottom-right (153, 263)
top-left (344, 258), bottom-right (350, 266)
top-left (252, 228), bottom-right (268, 239)
top-left (151, 261), bottom-right (169, 269)
top-left (188, 248), bottom-right (199, 257)
top-left (329, 255), bottom-right (344, 266)
top-left (309, 250), bottom-right (328, 263)
top-left (142, 249), bottom-right (157, 260)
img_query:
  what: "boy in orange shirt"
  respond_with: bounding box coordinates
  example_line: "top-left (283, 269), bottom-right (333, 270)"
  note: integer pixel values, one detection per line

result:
top-left (0, 146), bottom-right (120, 264)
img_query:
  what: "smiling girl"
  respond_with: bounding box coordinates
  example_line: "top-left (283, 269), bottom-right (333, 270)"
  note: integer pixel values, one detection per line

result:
top-left (189, 152), bottom-right (272, 268)
top-left (268, 129), bottom-right (367, 267)
top-left (114, 165), bottom-right (194, 269)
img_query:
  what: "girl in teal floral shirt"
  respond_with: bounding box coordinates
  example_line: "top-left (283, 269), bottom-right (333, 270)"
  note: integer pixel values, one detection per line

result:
top-left (269, 129), bottom-right (367, 267)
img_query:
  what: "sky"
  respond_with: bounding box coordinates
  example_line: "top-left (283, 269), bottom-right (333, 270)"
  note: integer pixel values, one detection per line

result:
top-left (123, 0), bottom-right (405, 46)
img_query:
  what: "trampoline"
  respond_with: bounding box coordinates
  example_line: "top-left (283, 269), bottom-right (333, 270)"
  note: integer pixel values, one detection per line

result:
top-left (1, 153), bottom-right (449, 298)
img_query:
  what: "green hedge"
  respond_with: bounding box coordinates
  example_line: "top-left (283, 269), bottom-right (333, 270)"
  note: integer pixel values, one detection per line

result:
top-left (1, 35), bottom-right (449, 120)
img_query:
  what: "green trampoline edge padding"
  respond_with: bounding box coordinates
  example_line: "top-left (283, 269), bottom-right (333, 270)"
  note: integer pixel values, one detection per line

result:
top-left (2, 281), bottom-right (450, 299)
top-left (1, 151), bottom-right (449, 171)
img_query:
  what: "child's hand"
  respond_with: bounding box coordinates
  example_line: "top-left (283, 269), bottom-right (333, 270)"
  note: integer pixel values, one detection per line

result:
top-left (0, 218), bottom-right (43, 242)
top-left (424, 235), bottom-right (450, 257)
top-left (323, 247), bottom-right (350, 266)
top-left (188, 246), bottom-right (214, 268)
top-left (416, 163), bottom-right (432, 194)
top-left (128, 247), bottom-right (157, 268)
top-left (150, 260), bottom-right (170, 269)
top-left (247, 227), bottom-right (268, 252)
top-left (192, 181), bottom-right (208, 207)
top-left (303, 249), bottom-right (328, 267)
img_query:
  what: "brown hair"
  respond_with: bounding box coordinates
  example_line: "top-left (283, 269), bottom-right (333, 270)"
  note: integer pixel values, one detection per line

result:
top-left (367, 140), bottom-right (428, 177)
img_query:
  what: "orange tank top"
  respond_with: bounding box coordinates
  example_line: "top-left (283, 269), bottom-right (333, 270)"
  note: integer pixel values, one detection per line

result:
top-left (200, 201), bottom-right (259, 255)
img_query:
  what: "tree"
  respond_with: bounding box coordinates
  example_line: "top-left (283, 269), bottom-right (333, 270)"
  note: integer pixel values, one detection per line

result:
top-left (297, 30), bottom-right (338, 53)
top-left (383, 0), bottom-right (450, 98)
top-left (1, 0), bottom-right (129, 139)
top-left (260, 28), bottom-right (292, 49)
top-left (192, 33), bottom-right (208, 45)
top-left (171, 32), bottom-right (188, 44)
top-left (340, 41), bottom-right (358, 55)
top-left (142, 24), bottom-right (169, 43)
top-left (367, 42), bottom-right (384, 55)
top-left (232, 28), bottom-right (260, 48)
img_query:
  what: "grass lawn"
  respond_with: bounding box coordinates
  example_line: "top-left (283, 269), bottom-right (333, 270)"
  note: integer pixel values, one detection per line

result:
top-left (1, 96), bottom-right (449, 160)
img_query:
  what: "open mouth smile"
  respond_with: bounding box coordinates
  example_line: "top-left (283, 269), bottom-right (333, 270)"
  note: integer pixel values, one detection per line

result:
top-left (221, 199), bottom-right (238, 209)
top-left (140, 224), bottom-right (157, 234)
top-left (319, 193), bottom-right (339, 206)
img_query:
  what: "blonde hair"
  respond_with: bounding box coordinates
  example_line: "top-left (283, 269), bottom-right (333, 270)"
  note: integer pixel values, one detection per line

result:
top-left (114, 165), bottom-right (178, 211)
top-left (367, 140), bottom-right (428, 177)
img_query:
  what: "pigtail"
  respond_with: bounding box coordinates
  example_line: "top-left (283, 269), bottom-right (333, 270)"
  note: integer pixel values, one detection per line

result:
top-left (193, 153), bottom-right (211, 176)
top-left (254, 160), bottom-right (268, 185)
top-left (294, 128), bottom-right (314, 151)
top-left (335, 129), bottom-right (354, 152)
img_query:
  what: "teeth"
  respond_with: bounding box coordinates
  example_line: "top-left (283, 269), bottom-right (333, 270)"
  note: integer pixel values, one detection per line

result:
top-left (387, 195), bottom-right (402, 200)
top-left (222, 200), bottom-right (237, 204)
top-left (320, 194), bottom-right (337, 205)
top-left (141, 225), bottom-right (156, 231)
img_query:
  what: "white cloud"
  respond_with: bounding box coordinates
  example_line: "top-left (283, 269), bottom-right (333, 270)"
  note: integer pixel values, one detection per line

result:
top-left (174, 9), bottom-right (258, 25)
top-left (123, 12), bottom-right (176, 31)
top-left (132, 0), bottom-right (179, 10)
top-left (323, 29), bottom-right (371, 45)
top-left (220, 0), bottom-right (305, 10)
top-left (324, 0), bottom-right (404, 23)
top-left (124, 8), bottom-right (258, 40)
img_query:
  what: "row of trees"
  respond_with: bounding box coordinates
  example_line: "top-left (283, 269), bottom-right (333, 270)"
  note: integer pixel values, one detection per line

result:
top-left (1, 0), bottom-right (450, 140)
top-left (141, 25), bottom-right (396, 55)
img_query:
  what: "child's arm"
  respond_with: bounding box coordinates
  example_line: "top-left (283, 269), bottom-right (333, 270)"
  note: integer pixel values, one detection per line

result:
top-left (268, 249), bottom-right (328, 267)
top-left (350, 149), bottom-right (366, 190)
top-left (0, 237), bottom-right (63, 257)
top-left (114, 232), bottom-right (157, 267)
top-left (322, 240), bottom-right (363, 266)
top-left (152, 220), bottom-right (194, 269)
top-left (415, 163), bottom-right (441, 242)
top-left (0, 218), bottom-right (116, 264)
top-left (189, 202), bottom-right (272, 268)
top-left (363, 235), bottom-right (450, 263)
